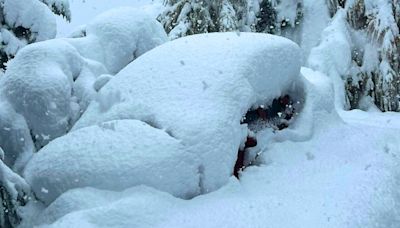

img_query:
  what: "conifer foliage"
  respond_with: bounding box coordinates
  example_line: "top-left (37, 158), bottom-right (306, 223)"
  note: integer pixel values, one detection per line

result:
top-left (330, 0), bottom-right (400, 111)
top-left (158, 0), bottom-right (303, 39)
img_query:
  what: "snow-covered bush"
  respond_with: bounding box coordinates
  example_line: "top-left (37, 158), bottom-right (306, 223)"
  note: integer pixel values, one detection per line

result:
top-left (0, 101), bottom-right (33, 171)
top-left (0, 160), bottom-right (31, 228)
top-left (73, 32), bottom-right (302, 196)
top-left (255, 0), bottom-right (303, 35)
top-left (0, 0), bottom-right (70, 70)
top-left (0, 8), bottom-right (168, 150)
top-left (158, 0), bottom-right (303, 39)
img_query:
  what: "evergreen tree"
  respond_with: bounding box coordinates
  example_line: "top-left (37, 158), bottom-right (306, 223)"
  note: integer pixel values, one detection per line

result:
top-left (159, 0), bottom-right (302, 38)
top-left (159, 0), bottom-right (249, 39)
top-left (330, 0), bottom-right (400, 111)
top-left (0, 158), bottom-right (30, 228)
top-left (0, 0), bottom-right (70, 70)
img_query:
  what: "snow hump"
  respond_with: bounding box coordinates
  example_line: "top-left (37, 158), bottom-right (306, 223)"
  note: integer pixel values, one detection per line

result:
top-left (74, 32), bottom-right (302, 196)
top-left (24, 119), bottom-right (200, 205)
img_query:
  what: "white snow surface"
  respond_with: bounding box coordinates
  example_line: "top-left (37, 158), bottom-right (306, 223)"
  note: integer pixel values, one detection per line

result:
top-left (308, 10), bottom-right (352, 110)
top-left (73, 32), bottom-right (303, 194)
top-left (26, 68), bottom-right (400, 228)
top-left (56, 0), bottom-right (163, 37)
top-left (1, 0), bottom-right (57, 59)
top-left (23, 119), bottom-right (200, 205)
top-left (0, 7), bottom-right (167, 149)
top-left (68, 7), bottom-right (168, 74)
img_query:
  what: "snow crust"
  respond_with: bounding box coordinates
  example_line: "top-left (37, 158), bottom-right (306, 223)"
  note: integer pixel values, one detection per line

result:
top-left (74, 32), bottom-right (302, 194)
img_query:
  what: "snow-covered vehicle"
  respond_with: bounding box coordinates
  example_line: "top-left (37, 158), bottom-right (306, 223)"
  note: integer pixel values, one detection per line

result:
top-left (23, 32), bottom-right (309, 206)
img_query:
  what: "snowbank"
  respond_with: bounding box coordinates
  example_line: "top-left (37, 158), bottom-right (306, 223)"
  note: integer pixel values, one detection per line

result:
top-left (74, 32), bottom-right (302, 194)
top-left (23, 119), bottom-right (200, 205)
top-left (0, 7), bottom-right (168, 149)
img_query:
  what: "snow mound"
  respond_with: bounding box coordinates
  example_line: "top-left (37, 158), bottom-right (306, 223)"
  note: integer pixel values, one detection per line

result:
top-left (75, 32), bottom-right (302, 194)
top-left (0, 7), bottom-right (168, 149)
top-left (36, 186), bottom-right (184, 228)
top-left (67, 7), bottom-right (169, 74)
top-left (23, 119), bottom-right (200, 205)
top-left (0, 40), bottom-right (87, 148)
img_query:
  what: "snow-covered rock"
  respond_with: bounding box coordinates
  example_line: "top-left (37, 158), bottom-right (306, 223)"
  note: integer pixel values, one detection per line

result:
top-left (0, 7), bottom-right (168, 149)
top-left (23, 119), bottom-right (200, 205)
top-left (74, 32), bottom-right (303, 194)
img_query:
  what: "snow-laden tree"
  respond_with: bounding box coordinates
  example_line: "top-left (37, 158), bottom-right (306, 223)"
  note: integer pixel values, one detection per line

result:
top-left (0, 0), bottom-right (70, 70)
top-left (328, 0), bottom-right (400, 111)
top-left (158, 0), bottom-right (303, 39)
top-left (255, 0), bottom-right (303, 35)
top-left (0, 156), bottom-right (31, 228)
top-left (158, 0), bottom-right (242, 39)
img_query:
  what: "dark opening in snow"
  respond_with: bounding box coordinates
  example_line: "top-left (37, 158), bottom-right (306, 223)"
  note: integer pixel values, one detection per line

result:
top-left (241, 95), bottom-right (297, 131)
top-left (234, 95), bottom-right (300, 179)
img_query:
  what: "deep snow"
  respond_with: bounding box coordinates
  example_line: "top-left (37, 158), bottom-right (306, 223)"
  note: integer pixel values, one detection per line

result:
top-left (2, 1), bottom-right (400, 228)
top-left (73, 32), bottom-right (303, 195)
top-left (24, 68), bottom-right (400, 228)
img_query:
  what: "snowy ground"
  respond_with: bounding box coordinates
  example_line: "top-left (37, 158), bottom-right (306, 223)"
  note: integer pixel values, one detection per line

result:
top-left (26, 107), bottom-right (400, 228)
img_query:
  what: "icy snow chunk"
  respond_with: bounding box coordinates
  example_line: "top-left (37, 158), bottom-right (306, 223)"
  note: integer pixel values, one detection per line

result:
top-left (75, 32), bottom-right (302, 194)
top-left (23, 119), bottom-right (200, 205)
